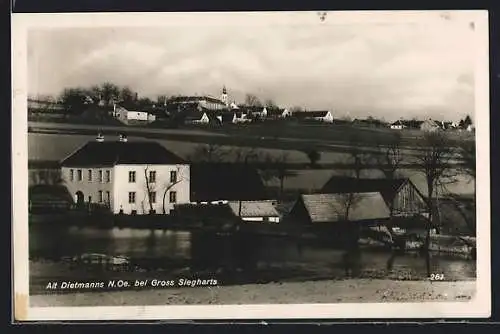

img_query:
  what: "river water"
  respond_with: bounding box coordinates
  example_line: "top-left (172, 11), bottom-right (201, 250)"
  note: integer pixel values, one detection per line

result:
top-left (30, 224), bottom-right (476, 281)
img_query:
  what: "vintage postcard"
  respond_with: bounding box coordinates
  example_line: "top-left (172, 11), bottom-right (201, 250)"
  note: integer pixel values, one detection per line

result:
top-left (12, 10), bottom-right (490, 321)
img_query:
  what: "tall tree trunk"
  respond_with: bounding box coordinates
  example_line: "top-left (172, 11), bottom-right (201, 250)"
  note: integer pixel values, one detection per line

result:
top-left (162, 190), bottom-right (168, 214)
top-left (425, 180), bottom-right (434, 277)
top-left (144, 169), bottom-right (154, 213)
top-left (279, 176), bottom-right (285, 200)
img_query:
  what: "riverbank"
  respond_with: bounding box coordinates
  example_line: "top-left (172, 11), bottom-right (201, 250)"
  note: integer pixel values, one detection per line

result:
top-left (30, 278), bottom-right (476, 306)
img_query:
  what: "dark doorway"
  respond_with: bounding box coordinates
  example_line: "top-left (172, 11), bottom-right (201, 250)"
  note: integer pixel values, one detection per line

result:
top-left (75, 191), bottom-right (84, 207)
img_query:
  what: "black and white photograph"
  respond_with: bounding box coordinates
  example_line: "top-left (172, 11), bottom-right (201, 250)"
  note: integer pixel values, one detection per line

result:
top-left (12, 11), bottom-right (490, 320)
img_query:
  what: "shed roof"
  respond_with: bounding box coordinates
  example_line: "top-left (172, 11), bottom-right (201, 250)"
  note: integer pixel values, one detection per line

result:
top-left (300, 192), bottom-right (390, 223)
top-left (228, 200), bottom-right (279, 217)
top-left (320, 176), bottom-right (410, 204)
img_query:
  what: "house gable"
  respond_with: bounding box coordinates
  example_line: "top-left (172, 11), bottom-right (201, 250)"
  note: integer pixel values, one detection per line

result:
top-left (319, 176), bottom-right (429, 217)
top-left (286, 198), bottom-right (313, 225)
top-left (391, 180), bottom-right (429, 216)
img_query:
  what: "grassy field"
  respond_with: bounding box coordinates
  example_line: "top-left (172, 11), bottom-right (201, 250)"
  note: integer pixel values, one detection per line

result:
top-left (28, 132), bottom-right (475, 196)
top-left (29, 119), bottom-right (475, 149)
top-left (199, 119), bottom-right (475, 146)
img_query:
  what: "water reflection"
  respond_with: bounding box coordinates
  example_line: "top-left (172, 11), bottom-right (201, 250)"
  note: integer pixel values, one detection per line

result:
top-left (29, 225), bottom-right (476, 280)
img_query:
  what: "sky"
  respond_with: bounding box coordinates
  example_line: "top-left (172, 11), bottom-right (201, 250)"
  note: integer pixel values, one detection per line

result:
top-left (27, 12), bottom-right (479, 122)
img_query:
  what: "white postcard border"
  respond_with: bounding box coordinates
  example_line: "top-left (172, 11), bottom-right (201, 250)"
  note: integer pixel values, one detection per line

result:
top-left (12, 10), bottom-right (491, 321)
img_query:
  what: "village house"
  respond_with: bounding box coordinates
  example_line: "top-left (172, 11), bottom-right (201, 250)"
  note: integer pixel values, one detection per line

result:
top-left (294, 110), bottom-right (334, 123)
top-left (264, 107), bottom-right (291, 119)
top-left (220, 110), bottom-right (251, 124)
top-left (183, 107), bottom-right (220, 125)
top-left (320, 177), bottom-right (429, 219)
top-left (390, 120), bottom-right (406, 130)
top-left (60, 137), bottom-right (190, 215)
top-left (319, 176), bottom-right (430, 233)
top-left (168, 87), bottom-right (230, 111)
top-left (228, 200), bottom-right (281, 223)
top-left (113, 105), bottom-right (156, 125)
top-left (239, 106), bottom-right (266, 119)
top-left (287, 192), bottom-right (391, 226)
top-left (172, 200), bottom-right (280, 227)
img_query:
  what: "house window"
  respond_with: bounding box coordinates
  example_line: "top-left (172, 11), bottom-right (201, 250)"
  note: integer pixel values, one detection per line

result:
top-left (128, 192), bottom-right (136, 203)
top-left (105, 170), bottom-right (110, 183)
top-left (69, 169), bottom-right (74, 181)
top-left (170, 171), bottom-right (177, 183)
top-left (98, 191), bottom-right (103, 203)
top-left (88, 170), bottom-right (92, 182)
top-left (77, 169), bottom-right (82, 181)
top-left (106, 191), bottom-right (110, 203)
top-left (99, 170), bottom-right (103, 183)
top-left (149, 171), bottom-right (156, 183)
top-left (149, 191), bottom-right (156, 203)
top-left (128, 171), bottom-right (136, 183)
top-left (169, 191), bottom-right (177, 203)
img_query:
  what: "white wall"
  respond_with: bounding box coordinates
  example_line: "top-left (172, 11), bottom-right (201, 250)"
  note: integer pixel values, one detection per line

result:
top-left (242, 216), bottom-right (280, 223)
top-left (127, 111), bottom-right (149, 121)
top-left (61, 166), bottom-right (114, 207)
top-left (324, 112), bottom-right (334, 123)
top-left (113, 164), bottom-right (190, 214)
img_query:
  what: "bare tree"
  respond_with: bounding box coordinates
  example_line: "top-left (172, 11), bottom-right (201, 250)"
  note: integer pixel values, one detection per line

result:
top-left (370, 132), bottom-right (404, 181)
top-left (264, 99), bottom-right (277, 108)
top-left (188, 143), bottom-right (228, 162)
top-left (59, 87), bottom-right (89, 115)
top-left (230, 146), bottom-right (261, 163)
top-left (31, 169), bottom-right (63, 185)
top-left (119, 86), bottom-right (137, 106)
top-left (245, 94), bottom-right (263, 107)
top-left (439, 138), bottom-right (476, 236)
top-left (416, 131), bottom-right (457, 276)
top-left (100, 82), bottom-right (121, 107)
top-left (457, 139), bottom-right (475, 181)
top-left (141, 165), bottom-right (187, 214)
top-left (157, 95), bottom-right (169, 107)
top-left (347, 132), bottom-right (371, 179)
top-left (263, 152), bottom-right (296, 200)
top-left (87, 85), bottom-right (102, 104)
top-left (142, 166), bottom-right (155, 214)
top-left (335, 191), bottom-right (365, 277)
top-left (304, 149), bottom-right (321, 167)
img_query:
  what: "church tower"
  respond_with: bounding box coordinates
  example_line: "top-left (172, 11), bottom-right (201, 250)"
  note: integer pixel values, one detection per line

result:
top-left (221, 85), bottom-right (229, 106)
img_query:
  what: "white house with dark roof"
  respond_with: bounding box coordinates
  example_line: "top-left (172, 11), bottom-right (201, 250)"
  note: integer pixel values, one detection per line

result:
top-left (113, 105), bottom-right (156, 125)
top-left (60, 137), bottom-right (190, 215)
top-left (390, 120), bottom-right (406, 130)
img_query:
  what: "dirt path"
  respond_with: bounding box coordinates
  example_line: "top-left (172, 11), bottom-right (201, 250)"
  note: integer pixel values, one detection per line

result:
top-left (30, 279), bottom-right (475, 307)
